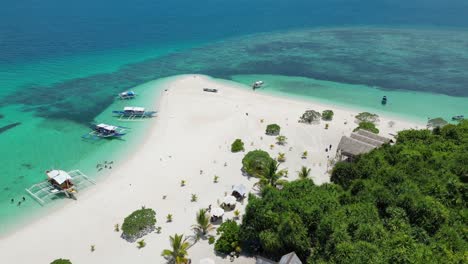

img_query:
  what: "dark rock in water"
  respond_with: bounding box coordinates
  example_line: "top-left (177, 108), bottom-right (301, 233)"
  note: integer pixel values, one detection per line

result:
top-left (4, 187), bottom-right (10, 191)
top-left (0, 122), bottom-right (21, 134)
top-left (98, 167), bottom-right (103, 171)
top-left (0, 114), bottom-right (4, 119)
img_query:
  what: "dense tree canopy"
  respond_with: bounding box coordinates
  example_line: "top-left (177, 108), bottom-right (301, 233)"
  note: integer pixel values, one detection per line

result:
top-left (239, 121), bottom-right (468, 263)
top-left (242, 150), bottom-right (275, 178)
top-left (354, 121), bottom-right (379, 134)
top-left (231, 139), bottom-right (245, 152)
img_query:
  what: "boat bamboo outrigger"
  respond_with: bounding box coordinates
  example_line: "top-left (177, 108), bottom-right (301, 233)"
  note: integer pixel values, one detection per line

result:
top-left (82, 123), bottom-right (127, 140)
top-left (25, 169), bottom-right (95, 205)
top-left (118, 90), bottom-right (136, 100)
top-left (112, 107), bottom-right (157, 121)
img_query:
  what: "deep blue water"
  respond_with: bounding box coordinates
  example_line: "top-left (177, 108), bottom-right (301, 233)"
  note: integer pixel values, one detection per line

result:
top-left (2, 0), bottom-right (468, 65)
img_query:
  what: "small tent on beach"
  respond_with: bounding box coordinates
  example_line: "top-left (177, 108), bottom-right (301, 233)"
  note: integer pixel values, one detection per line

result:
top-left (232, 184), bottom-right (247, 199)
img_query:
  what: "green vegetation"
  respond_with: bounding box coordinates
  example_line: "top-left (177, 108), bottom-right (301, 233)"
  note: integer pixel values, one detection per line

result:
top-left (297, 166), bottom-right (311, 179)
top-left (215, 220), bottom-right (241, 254)
top-left (191, 194), bottom-right (198, 202)
top-left (299, 110), bottom-right (321, 124)
top-left (322, 110), bottom-right (334, 121)
top-left (137, 239), bottom-right (146, 249)
top-left (90, 245), bottom-right (95, 252)
top-left (166, 214), bottom-right (173, 222)
top-left (208, 236), bottom-right (216, 244)
top-left (242, 150), bottom-right (275, 177)
top-left (50, 259), bottom-right (72, 264)
top-left (276, 135), bottom-right (287, 145)
top-left (355, 112), bottom-right (379, 123)
top-left (231, 139), bottom-right (245, 152)
top-left (192, 209), bottom-right (214, 236)
top-left (180, 180), bottom-right (186, 187)
top-left (239, 121), bottom-right (468, 263)
top-left (277, 153), bottom-right (286, 163)
top-left (214, 175), bottom-right (219, 183)
top-left (354, 121), bottom-right (379, 134)
top-left (301, 151), bottom-right (308, 159)
top-left (161, 234), bottom-right (190, 264)
top-left (254, 159), bottom-right (287, 190)
top-left (266, 124), bottom-right (281, 135)
top-left (121, 207), bottom-right (156, 240)
top-left (114, 223), bottom-right (120, 232)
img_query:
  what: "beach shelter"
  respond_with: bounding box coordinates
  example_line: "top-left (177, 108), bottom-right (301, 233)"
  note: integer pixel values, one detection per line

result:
top-left (223, 195), bottom-right (237, 206)
top-left (232, 184), bottom-right (247, 199)
top-left (211, 207), bottom-right (224, 217)
top-left (199, 258), bottom-right (215, 264)
top-left (279, 252), bottom-right (302, 264)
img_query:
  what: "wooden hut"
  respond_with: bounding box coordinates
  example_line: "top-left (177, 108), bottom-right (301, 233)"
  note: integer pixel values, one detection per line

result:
top-left (336, 129), bottom-right (391, 162)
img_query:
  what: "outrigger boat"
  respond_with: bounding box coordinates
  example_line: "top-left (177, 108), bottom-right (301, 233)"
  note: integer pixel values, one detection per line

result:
top-left (112, 107), bottom-right (157, 121)
top-left (452, 115), bottom-right (464, 121)
top-left (252, 81), bottom-right (264, 90)
top-left (82, 123), bottom-right (127, 140)
top-left (118, 90), bottom-right (136, 100)
top-left (25, 169), bottom-right (95, 205)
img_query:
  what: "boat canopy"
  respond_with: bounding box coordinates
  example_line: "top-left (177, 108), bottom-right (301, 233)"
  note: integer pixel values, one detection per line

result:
top-left (120, 91), bottom-right (135, 96)
top-left (96, 123), bottom-right (117, 131)
top-left (124, 107), bottom-right (145, 112)
top-left (46, 170), bottom-right (72, 184)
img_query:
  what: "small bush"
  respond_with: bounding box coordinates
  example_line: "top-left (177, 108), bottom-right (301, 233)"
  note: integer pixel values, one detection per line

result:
top-left (355, 112), bottom-right (379, 123)
top-left (322, 110), bottom-right (334, 121)
top-left (214, 175), bottom-right (219, 183)
top-left (137, 239), bottom-right (146, 249)
top-left (354, 121), bottom-right (379, 134)
top-left (299, 110), bottom-right (321, 124)
top-left (90, 245), bottom-right (95, 252)
top-left (325, 123), bottom-right (329, 129)
top-left (121, 207), bottom-right (157, 241)
top-left (51, 259), bottom-right (72, 264)
top-left (114, 224), bottom-right (120, 232)
top-left (166, 214), bottom-right (173, 222)
top-left (242, 150), bottom-right (275, 177)
top-left (208, 236), bottom-right (216, 244)
top-left (215, 220), bottom-right (241, 254)
top-left (191, 194), bottom-right (198, 202)
top-left (266, 124), bottom-right (281, 135)
top-left (231, 139), bottom-right (245, 152)
top-left (276, 135), bottom-right (287, 145)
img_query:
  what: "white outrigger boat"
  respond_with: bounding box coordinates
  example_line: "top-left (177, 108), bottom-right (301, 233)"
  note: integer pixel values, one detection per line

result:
top-left (112, 107), bottom-right (157, 121)
top-left (252, 80), bottom-right (264, 90)
top-left (82, 123), bottom-right (127, 140)
top-left (25, 169), bottom-right (95, 205)
top-left (118, 90), bottom-right (136, 100)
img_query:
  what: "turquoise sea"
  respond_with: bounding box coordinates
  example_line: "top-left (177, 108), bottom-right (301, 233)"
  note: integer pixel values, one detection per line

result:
top-left (1, 0), bottom-right (468, 234)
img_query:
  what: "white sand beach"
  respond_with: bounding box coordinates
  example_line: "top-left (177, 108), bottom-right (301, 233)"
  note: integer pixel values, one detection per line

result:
top-left (0, 75), bottom-right (422, 264)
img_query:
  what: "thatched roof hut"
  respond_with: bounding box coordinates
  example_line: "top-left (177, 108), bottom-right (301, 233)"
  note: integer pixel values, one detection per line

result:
top-left (337, 129), bottom-right (391, 161)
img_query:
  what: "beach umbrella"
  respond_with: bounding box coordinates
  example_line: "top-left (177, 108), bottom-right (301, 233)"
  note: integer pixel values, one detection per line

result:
top-left (199, 258), bottom-right (215, 264)
top-left (223, 195), bottom-right (237, 206)
top-left (211, 207), bottom-right (224, 217)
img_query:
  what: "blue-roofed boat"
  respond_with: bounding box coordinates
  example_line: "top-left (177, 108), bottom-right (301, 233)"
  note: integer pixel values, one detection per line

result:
top-left (118, 90), bottom-right (136, 100)
top-left (82, 123), bottom-right (127, 140)
top-left (112, 107), bottom-right (157, 121)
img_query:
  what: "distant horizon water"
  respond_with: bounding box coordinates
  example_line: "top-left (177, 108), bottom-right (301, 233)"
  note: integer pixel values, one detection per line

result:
top-left (1, 0), bottom-right (468, 234)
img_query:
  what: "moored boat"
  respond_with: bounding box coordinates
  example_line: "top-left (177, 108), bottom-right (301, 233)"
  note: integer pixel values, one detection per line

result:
top-left (252, 81), bottom-right (264, 90)
top-left (112, 107), bottom-right (157, 120)
top-left (381, 95), bottom-right (387, 105)
top-left (118, 90), bottom-right (136, 100)
top-left (452, 115), bottom-right (464, 121)
top-left (82, 123), bottom-right (127, 139)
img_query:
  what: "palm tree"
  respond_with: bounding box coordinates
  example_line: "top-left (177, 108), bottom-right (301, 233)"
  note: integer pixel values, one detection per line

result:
top-left (254, 160), bottom-right (288, 189)
top-left (161, 234), bottom-right (190, 264)
top-left (277, 152), bottom-right (286, 162)
top-left (297, 166), bottom-right (311, 179)
top-left (192, 209), bottom-right (215, 236)
top-left (276, 135), bottom-right (287, 145)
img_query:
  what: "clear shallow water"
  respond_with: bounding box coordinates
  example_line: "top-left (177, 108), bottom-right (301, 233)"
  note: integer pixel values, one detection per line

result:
top-left (1, 0), bottom-right (468, 234)
top-left (231, 74), bottom-right (468, 123)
